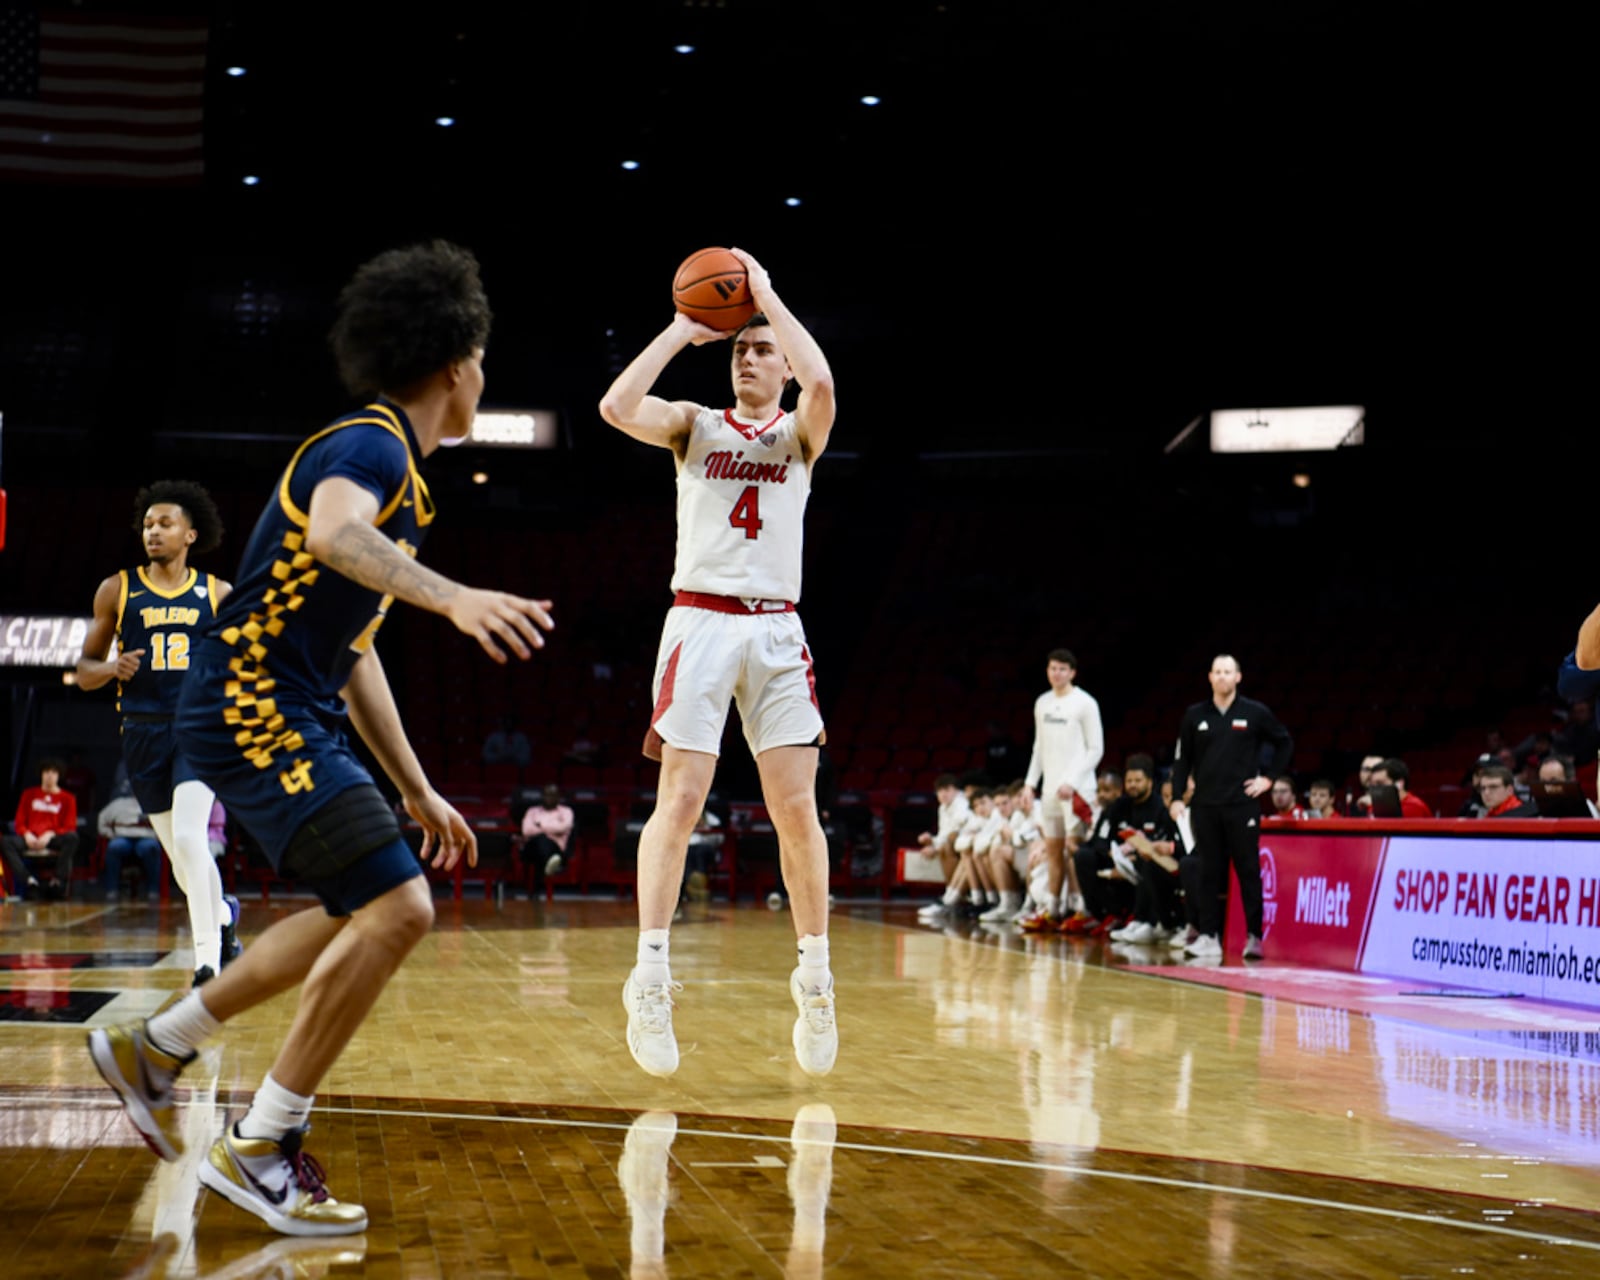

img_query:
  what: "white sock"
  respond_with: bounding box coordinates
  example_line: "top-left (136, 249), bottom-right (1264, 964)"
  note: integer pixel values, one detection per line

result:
top-left (238, 1072), bottom-right (315, 1141)
top-left (986, 890), bottom-right (999, 905)
top-left (968, 888), bottom-right (984, 906)
top-left (636, 930), bottom-right (671, 986)
top-left (1000, 891), bottom-right (1022, 912)
top-left (145, 989), bottom-right (220, 1059)
top-left (941, 887), bottom-right (961, 906)
top-left (796, 933), bottom-right (830, 988)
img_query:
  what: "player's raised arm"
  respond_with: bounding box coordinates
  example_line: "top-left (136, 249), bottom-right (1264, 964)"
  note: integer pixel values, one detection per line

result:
top-left (75, 573), bottom-right (142, 692)
top-left (305, 476), bottom-right (553, 664)
top-left (728, 248), bottom-right (836, 460)
top-left (598, 312), bottom-right (725, 453)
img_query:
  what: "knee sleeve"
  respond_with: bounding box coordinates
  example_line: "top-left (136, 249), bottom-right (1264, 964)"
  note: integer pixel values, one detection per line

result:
top-left (283, 784), bottom-right (402, 883)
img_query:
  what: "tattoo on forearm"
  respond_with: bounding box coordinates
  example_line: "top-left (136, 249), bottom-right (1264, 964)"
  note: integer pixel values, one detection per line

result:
top-left (322, 520), bottom-right (459, 609)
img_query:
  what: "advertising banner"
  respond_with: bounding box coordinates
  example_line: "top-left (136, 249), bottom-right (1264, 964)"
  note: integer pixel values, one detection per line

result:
top-left (1225, 829), bottom-right (1600, 1009)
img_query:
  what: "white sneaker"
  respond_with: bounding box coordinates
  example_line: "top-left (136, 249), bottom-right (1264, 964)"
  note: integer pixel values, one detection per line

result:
top-left (1184, 933), bottom-right (1223, 959)
top-left (623, 971), bottom-right (682, 1078)
top-left (790, 968), bottom-right (838, 1076)
top-left (1168, 926), bottom-right (1198, 950)
top-left (1114, 921), bottom-right (1156, 944)
top-left (977, 901), bottom-right (1013, 922)
top-left (917, 900), bottom-right (948, 918)
top-left (1150, 923), bottom-right (1174, 941)
top-left (1242, 933), bottom-right (1265, 960)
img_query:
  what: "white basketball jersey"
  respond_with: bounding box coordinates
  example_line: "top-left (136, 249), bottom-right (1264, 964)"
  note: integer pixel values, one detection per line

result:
top-left (672, 407), bottom-right (811, 602)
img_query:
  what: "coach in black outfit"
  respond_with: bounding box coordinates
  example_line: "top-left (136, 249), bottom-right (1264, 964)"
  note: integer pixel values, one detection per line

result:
top-left (1168, 654), bottom-right (1292, 961)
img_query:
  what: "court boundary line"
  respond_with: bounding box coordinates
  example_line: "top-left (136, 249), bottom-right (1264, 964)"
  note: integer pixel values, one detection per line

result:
top-left (6, 1088), bottom-right (1590, 1252)
top-left (318, 1102), bottom-right (1600, 1252)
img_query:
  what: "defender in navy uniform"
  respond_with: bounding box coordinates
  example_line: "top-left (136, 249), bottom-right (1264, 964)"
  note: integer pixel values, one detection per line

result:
top-left (77, 481), bottom-right (240, 982)
top-left (88, 242), bottom-right (554, 1238)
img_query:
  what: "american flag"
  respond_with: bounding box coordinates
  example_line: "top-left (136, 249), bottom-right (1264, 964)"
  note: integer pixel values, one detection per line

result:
top-left (0, 6), bottom-right (206, 185)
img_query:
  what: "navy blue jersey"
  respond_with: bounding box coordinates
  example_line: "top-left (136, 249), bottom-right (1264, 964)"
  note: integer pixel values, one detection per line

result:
top-left (193, 399), bottom-right (434, 774)
top-left (115, 567), bottom-right (223, 717)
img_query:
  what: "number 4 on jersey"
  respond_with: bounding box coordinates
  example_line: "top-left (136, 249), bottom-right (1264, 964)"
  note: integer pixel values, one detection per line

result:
top-left (729, 486), bottom-right (763, 540)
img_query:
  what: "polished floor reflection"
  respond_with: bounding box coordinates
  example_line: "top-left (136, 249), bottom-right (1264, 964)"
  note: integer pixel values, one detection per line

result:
top-left (3, 895), bottom-right (1600, 1278)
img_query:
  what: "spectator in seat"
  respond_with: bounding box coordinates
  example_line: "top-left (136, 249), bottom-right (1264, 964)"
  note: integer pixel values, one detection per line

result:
top-left (2, 757), bottom-right (80, 900)
top-left (1457, 755), bottom-right (1493, 817)
top-left (1538, 755), bottom-right (1600, 817)
top-left (1371, 758), bottom-right (1433, 818)
top-left (98, 783), bottom-right (163, 900)
top-left (1352, 753), bottom-right (1386, 814)
top-left (1266, 776), bottom-right (1307, 821)
top-left (1306, 779), bottom-right (1338, 819)
top-left (1477, 765), bottom-right (1534, 818)
top-left (521, 784), bottom-right (576, 880)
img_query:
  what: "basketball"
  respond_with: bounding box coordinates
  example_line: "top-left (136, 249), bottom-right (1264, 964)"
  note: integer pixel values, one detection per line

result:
top-left (672, 247), bottom-right (756, 331)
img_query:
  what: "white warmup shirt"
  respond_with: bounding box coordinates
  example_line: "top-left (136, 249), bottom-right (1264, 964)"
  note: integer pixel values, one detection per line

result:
top-left (672, 407), bottom-right (811, 602)
top-left (1025, 686), bottom-right (1104, 798)
top-left (934, 793), bottom-right (971, 845)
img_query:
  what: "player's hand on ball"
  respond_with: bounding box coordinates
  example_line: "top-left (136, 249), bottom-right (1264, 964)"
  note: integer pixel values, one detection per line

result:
top-left (406, 790), bottom-right (478, 870)
top-left (447, 589), bottom-right (553, 663)
top-left (671, 311), bottom-right (732, 346)
top-left (114, 649), bottom-right (146, 679)
top-left (727, 247), bottom-right (770, 297)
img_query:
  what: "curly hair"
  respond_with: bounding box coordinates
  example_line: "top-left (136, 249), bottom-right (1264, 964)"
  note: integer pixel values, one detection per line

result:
top-left (132, 479), bottom-right (224, 555)
top-left (329, 240), bottom-right (492, 398)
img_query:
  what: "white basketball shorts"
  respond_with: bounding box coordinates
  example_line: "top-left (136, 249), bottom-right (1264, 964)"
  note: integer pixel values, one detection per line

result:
top-left (1038, 786), bottom-right (1095, 840)
top-left (644, 604), bottom-right (824, 760)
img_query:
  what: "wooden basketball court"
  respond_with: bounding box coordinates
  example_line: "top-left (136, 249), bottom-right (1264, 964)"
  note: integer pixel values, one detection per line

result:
top-left (2, 895), bottom-right (1598, 1277)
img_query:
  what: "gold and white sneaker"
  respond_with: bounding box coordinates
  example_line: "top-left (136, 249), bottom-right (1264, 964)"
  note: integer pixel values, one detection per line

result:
top-left (199, 1124), bottom-right (368, 1236)
top-left (87, 1021), bottom-right (193, 1160)
top-left (790, 969), bottom-right (838, 1077)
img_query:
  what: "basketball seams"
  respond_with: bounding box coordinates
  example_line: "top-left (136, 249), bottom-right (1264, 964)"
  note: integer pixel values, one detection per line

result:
top-left (676, 269), bottom-right (747, 291)
top-left (673, 246), bottom-right (755, 330)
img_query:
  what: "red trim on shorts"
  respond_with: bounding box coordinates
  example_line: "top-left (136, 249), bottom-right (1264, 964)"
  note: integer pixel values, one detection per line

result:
top-left (801, 644), bottom-right (820, 710)
top-left (643, 642), bottom-right (684, 762)
top-left (1071, 791), bottom-right (1094, 825)
top-left (673, 590), bottom-right (795, 615)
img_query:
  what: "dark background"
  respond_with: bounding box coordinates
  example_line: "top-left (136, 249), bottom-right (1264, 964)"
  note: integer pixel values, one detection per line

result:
top-left (0, 1), bottom-right (1582, 813)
